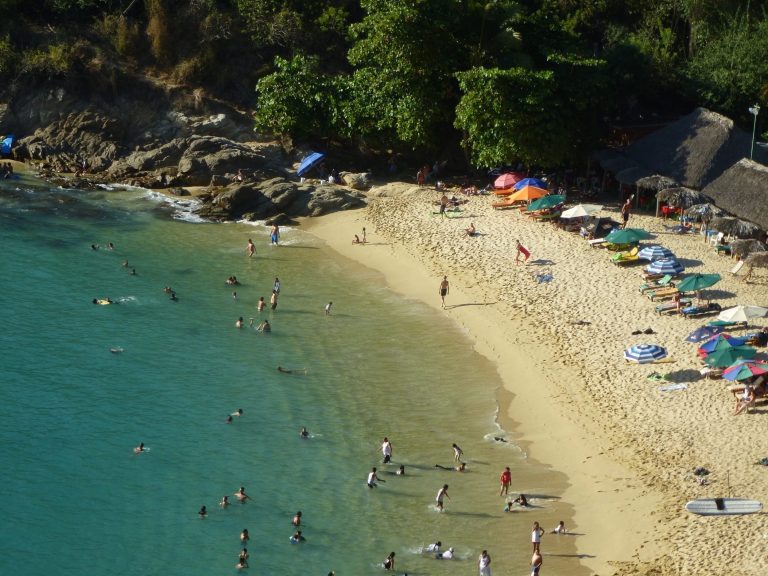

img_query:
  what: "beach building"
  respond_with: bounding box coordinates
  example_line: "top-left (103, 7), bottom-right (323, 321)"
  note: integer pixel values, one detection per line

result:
top-left (701, 158), bottom-right (768, 233)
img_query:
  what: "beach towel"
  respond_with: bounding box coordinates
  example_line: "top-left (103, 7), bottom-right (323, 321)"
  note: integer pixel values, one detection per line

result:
top-left (659, 383), bottom-right (687, 392)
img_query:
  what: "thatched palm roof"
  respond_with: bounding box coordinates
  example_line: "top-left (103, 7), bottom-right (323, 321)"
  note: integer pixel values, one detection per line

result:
top-left (684, 202), bottom-right (725, 221)
top-left (658, 187), bottom-right (712, 208)
top-left (701, 159), bottom-right (768, 231)
top-left (636, 175), bottom-right (678, 191)
top-left (710, 216), bottom-right (763, 239)
top-left (729, 239), bottom-right (766, 259)
top-left (600, 156), bottom-right (640, 174)
top-left (625, 108), bottom-right (768, 189)
top-left (744, 251), bottom-right (768, 268)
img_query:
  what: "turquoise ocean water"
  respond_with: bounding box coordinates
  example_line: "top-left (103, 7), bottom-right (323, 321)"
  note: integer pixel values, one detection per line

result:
top-left (0, 177), bottom-right (578, 575)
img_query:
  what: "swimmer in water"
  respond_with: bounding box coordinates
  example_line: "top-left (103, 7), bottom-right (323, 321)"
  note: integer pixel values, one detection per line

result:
top-left (169, 291), bottom-right (178, 301)
top-left (226, 415), bottom-right (233, 424)
top-left (231, 409), bottom-right (243, 418)
top-left (235, 487), bottom-right (249, 502)
top-left (220, 496), bottom-right (230, 508)
top-left (437, 547), bottom-right (455, 560)
top-left (198, 506), bottom-right (207, 518)
top-left (122, 259), bottom-right (129, 267)
top-left (240, 528), bottom-right (250, 543)
top-left (513, 494), bottom-right (529, 507)
top-left (256, 319), bottom-right (271, 332)
top-left (425, 541), bottom-right (441, 553)
top-left (129, 268), bottom-right (137, 276)
top-left (107, 242), bottom-right (114, 250)
top-left (133, 442), bottom-right (145, 454)
top-left (91, 244), bottom-right (99, 250)
top-left (257, 296), bottom-right (265, 312)
top-left (396, 465), bottom-right (405, 475)
top-left (382, 552), bottom-right (395, 571)
top-left (289, 530), bottom-right (305, 543)
top-left (236, 557), bottom-right (248, 570)
top-left (299, 427), bottom-right (309, 438)
top-left (235, 317), bottom-right (244, 328)
top-left (292, 511), bottom-right (302, 526)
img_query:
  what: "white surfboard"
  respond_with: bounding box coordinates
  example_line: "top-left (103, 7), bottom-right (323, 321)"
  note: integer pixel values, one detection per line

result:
top-left (685, 498), bottom-right (762, 516)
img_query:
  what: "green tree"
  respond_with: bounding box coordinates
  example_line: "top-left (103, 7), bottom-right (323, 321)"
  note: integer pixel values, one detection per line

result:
top-left (346, 0), bottom-right (469, 148)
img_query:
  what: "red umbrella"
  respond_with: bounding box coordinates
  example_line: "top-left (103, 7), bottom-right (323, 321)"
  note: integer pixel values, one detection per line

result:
top-left (494, 172), bottom-right (524, 190)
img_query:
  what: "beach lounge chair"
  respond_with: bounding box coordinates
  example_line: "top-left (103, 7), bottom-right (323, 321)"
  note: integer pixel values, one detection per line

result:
top-left (656, 298), bottom-right (693, 314)
top-left (646, 287), bottom-right (680, 301)
top-left (612, 246), bottom-right (639, 264)
top-left (588, 238), bottom-right (607, 248)
top-left (681, 302), bottom-right (722, 318)
top-left (731, 260), bottom-right (745, 275)
top-left (492, 198), bottom-right (524, 209)
top-left (639, 275), bottom-right (674, 293)
top-left (605, 242), bottom-right (637, 252)
top-left (707, 319), bottom-right (748, 329)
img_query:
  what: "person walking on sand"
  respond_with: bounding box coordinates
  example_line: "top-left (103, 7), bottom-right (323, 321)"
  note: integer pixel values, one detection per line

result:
top-left (516, 240), bottom-right (531, 264)
top-left (478, 550), bottom-right (491, 576)
top-left (435, 484), bottom-right (450, 511)
top-left (499, 466), bottom-right (512, 496)
top-left (381, 437), bottom-right (393, 464)
top-left (247, 238), bottom-right (255, 257)
top-left (531, 521), bottom-right (544, 553)
top-left (452, 442), bottom-right (463, 462)
top-left (362, 227), bottom-right (367, 243)
top-left (531, 550), bottom-right (543, 575)
top-left (620, 196), bottom-right (632, 229)
top-left (439, 276), bottom-right (449, 308)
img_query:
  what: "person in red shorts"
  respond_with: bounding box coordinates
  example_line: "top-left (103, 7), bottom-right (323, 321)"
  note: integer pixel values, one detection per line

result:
top-left (499, 466), bottom-right (512, 496)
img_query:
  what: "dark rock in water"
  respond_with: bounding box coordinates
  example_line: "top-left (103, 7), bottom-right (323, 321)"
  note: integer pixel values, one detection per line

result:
top-left (168, 187), bottom-right (190, 196)
top-left (266, 213), bottom-right (297, 226)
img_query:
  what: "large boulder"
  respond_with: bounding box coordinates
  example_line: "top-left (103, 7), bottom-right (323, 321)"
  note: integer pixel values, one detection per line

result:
top-left (340, 171), bottom-right (372, 190)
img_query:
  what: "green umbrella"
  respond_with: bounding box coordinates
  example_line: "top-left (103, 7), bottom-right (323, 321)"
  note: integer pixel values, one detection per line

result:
top-left (676, 273), bottom-right (722, 293)
top-left (604, 228), bottom-right (652, 244)
top-left (526, 194), bottom-right (566, 212)
top-left (704, 345), bottom-right (757, 367)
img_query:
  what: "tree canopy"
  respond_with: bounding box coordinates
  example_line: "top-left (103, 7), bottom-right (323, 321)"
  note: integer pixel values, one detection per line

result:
top-left (1, 0), bottom-right (767, 168)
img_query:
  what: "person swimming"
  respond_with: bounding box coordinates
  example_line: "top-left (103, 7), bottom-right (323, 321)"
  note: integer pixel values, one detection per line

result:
top-left (299, 427), bottom-right (309, 438)
top-left (198, 506), bottom-right (207, 518)
top-left (289, 530), bottom-right (305, 543)
top-left (133, 442), bottom-right (145, 454)
top-left (235, 486), bottom-right (249, 502)
top-left (256, 319), bottom-right (271, 332)
top-left (220, 496), bottom-right (230, 507)
top-left (231, 409), bottom-right (243, 418)
top-left (292, 511), bottom-right (302, 526)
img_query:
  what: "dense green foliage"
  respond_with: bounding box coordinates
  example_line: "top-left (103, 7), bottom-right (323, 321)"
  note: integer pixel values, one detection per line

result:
top-left (1, 0), bottom-right (767, 167)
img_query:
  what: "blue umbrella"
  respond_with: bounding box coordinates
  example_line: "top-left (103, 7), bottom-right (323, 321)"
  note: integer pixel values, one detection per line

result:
top-left (698, 334), bottom-right (747, 354)
top-left (684, 325), bottom-right (725, 343)
top-left (514, 177), bottom-right (547, 190)
top-left (297, 152), bottom-right (325, 177)
top-left (0, 134), bottom-right (13, 155)
top-left (645, 258), bottom-right (684, 276)
top-left (624, 344), bottom-right (668, 364)
top-left (638, 245), bottom-right (675, 262)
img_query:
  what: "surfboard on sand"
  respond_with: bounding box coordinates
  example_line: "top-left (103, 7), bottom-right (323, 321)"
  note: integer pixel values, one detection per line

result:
top-left (685, 498), bottom-right (762, 516)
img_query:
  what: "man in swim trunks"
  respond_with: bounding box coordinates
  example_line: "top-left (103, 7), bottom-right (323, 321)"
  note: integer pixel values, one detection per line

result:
top-left (439, 276), bottom-right (449, 308)
top-left (531, 551), bottom-right (542, 575)
top-left (620, 197), bottom-right (632, 229)
top-left (270, 224), bottom-right (280, 245)
top-left (270, 290), bottom-right (278, 310)
top-left (381, 437), bottom-right (393, 463)
top-left (436, 484), bottom-right (450, 511)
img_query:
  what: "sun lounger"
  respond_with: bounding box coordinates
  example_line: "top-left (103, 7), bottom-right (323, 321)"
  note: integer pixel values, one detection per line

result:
top-left (605, 242), bottom-right (637, 252)
top-left (715, 244), bottom-right (732, 255)
top-left (707, 320), bottom-right (748, 329)
top-left (681, 302), bottom-right (722, 318)
top-left (656, 298), bottom-right (693, 314)
top-left (588, 238), bottom-right (607, 248)
top-left (731, 260), bottom-right (745, 275)
top-left (646, 287), bottom-right (680, 301)
top-left (639, 275), bottom-right (674, 293)
top-left (492, 199), bottom-right (524, 209)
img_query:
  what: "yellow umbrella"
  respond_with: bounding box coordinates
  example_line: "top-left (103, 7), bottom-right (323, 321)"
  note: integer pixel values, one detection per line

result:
top-left (508, 185), bottom-right (548, 203)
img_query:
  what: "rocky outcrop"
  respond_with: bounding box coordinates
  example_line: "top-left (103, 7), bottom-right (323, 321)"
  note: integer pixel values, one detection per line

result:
top-left (197, 177), bottom-right (366, 221)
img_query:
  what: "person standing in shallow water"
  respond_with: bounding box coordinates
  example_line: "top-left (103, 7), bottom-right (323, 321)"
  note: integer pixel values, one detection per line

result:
top-left (439, 276), bottom-right (449, 308)
top-left (247, 238), bottom-right (255, 257)
top-left (270, 224), bottom-right (280, 245)
top-left (270, 290), bottom-right (278, 310)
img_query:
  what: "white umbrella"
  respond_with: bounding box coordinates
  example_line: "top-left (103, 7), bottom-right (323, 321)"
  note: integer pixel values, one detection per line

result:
top-left (560, 204), bottom-right (603, 219)
top-left (717, 305), bottom-right (768, 323)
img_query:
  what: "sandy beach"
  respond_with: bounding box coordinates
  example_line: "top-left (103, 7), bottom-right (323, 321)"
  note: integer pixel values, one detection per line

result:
top-left (305, 184), bottom-right (768, 575)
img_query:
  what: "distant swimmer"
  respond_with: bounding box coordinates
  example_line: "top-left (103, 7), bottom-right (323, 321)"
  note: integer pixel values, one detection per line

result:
top-left (133, 442), bottom-right (145, 454)
top-left (278, 366), bottom-right (307, 374)
top-left (437, 547), bottom-right (454, 560)
top-left (235, 486), bottom-right (249, 502)
top-left (129, 268), bottom-right (137, 276)
top-left (239, 549), bottom-right (249, 563)
top-left (270, 291), bottom-right (278, 310)
top-left (289, 530), bottom-right (305, 543)
top-left (435, 462), bottom-right (465, 472)
top-left (273, 277), bottom-right (280, 294)
top-left (513, 494), bottom-right (529, 507)
top-left (198, 506), bottom-right (207, 518)
top-left (299, 427), bottom-right (309, 438)
top-left (109, 347), bottom-right (123, 354)
top-left (122, 259), bottom-right (129, 267)
top-left (452, 443), bottom-right (463, 462)
top-left (163, 286), bottom-right (173, 293)
top-left (478, 550), bottom-right (491, 576)
top-left (91, 244), bottom-right (99, 250)
top-left (552, 520), bottom-right (567, 534)
top-left (226, 415), bottom-right (233, 424)
top-left (93, 298), bottom-right (114, 305)
top-left (231, 409), bottom-right (243, 418)
top-left (381, 437), bottom-right (393, 464)
top-left (236, 317), bottom-right (244, 328)
top-left (236, 557), bottom-right (248, 570)
top-left (240, 528), bottom-right (250, 543)
top-left (425, 541), bottom-right (442, 553)
top-left (247, 238), bottom-right (255, 257)
top-left (531, 521), bottom-right (544, 553)
top-left (396, 465), bottom-right (405, 475)
top-left (382, 551), bottom-right (395, 571)
top-left (169, 291), bottom-right (178, 301)
top-left (107, 242), bottom-right (115, 250)
top-left (220, 496), bottom-right (230, 508)
top-left (352, 234), bottom-right (362, 244)
top-left (435, 484), bottom-right (451, 511)
top-left (256, 319), bottom-right (271, 332)
top-left (367, 466), bottom-right (382, 488)
top-left (257, 296), bottom-right (265, 312)
top-left (325, 301), bottom-right (332, 315)
top-left (292, 511), bottom-right (302, 526)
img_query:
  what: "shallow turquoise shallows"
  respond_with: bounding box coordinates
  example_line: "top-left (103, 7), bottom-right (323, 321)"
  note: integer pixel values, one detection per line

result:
top-left (0, 178), bottom-right (574, 576)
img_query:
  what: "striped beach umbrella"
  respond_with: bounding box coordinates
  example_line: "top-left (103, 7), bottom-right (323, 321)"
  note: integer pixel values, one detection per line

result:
top-left (638, 245), bottom-right (675, 261)
top-left (645, 258), bottom-right (684, 276)
top-left (624, 344), bottom-right (668, 364)
top-left (722, 361), bottom-right (768, 382)
top-left (685, 325), bottom-right (725, 343)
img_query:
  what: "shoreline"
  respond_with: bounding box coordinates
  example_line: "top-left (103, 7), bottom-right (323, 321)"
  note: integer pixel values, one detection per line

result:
top-left (303, 207), bottom-right (660, 575)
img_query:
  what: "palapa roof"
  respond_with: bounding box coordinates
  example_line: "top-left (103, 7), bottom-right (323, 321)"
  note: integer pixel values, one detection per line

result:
top-left (616, 165), bottom-right (654, 185)
top-left (744, 251), bottom-right (768, 268)
top-left (701, 159), bottom-right (768, 231)
top-left (625, 108), bottom-right (768, 189)
top-left (636, 175), bottom-right (678, 191)
top-left (710, 216), bottom-right (763, 239)
top-left (657, 187), bottom-right (713, 208)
